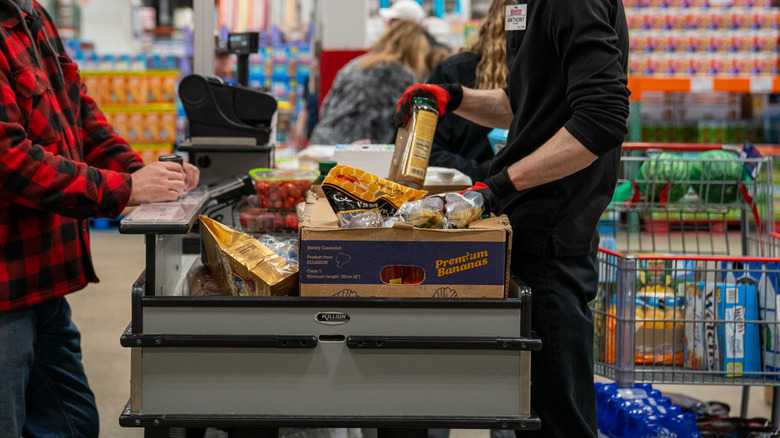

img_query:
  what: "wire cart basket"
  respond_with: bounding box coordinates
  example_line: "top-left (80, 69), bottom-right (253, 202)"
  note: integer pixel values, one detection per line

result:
top-left (592, 142), bottom-right (780, 424)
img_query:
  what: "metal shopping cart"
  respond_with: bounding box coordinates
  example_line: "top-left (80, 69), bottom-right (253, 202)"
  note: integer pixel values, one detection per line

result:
top-left (599, 143), bottom-right (774, 256)
top-left (592, 142), bottom-right (780, 425)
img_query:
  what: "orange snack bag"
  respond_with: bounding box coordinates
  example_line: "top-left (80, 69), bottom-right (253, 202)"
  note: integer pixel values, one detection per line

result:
top-left (321, 165), bottom-right (427, 225)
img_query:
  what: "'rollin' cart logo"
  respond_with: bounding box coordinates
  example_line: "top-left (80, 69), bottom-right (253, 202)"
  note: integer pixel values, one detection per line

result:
top-left (315, 312), bottom-right (350, 325)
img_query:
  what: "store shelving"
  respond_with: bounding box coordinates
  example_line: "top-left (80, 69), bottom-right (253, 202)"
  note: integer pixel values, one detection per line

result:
top-left (629, 76), bottom-right (780, 100)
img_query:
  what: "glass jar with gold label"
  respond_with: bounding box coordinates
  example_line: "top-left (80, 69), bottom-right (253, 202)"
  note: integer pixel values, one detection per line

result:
top-left (388, 97), bottom-right (438, 189)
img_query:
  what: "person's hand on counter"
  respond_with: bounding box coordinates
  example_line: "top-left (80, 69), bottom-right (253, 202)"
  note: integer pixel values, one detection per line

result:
top-left (183, 162), bottom-right (200, 191)
top-left (127, 161), bottom-right (186, 205)
top-left (394, 83), bottom-right (463, 127)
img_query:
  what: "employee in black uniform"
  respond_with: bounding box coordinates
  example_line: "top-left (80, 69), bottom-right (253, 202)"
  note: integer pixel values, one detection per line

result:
top-left (425, 0), bottom-right (507, 183)
top-left (395, 0), bottom-right (630, 436)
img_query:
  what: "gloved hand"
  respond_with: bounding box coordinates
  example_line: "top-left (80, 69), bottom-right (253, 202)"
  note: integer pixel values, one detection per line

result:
top-left (461, 167), bottom-right (516, 214)
top-left (394, 83), bottom-right (464, 127)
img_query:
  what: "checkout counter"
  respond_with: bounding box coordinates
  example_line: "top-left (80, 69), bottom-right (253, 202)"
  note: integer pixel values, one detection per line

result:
top-left (117, 33), bottom-right (540, 435)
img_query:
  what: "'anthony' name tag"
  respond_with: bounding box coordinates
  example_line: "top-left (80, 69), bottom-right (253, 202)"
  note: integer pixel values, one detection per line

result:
top-left (505, 4), bottom-right (527, 31)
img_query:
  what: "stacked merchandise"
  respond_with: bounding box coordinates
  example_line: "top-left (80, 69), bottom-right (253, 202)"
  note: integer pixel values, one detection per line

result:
top-left (596, 382), bottom-right (701, 437)
top-left (247, 38), bottom-right (312, 145)
top-left (213, 28), bottom-right (313, 145)
top-left (216, 0), bottom-right (314, 146)
top-left (597, 382), bottom-right (780, 437)
top-left (638, 118), bottom-right (765, 144)
top-left (626, 0), bottom-right (779, 77)
top-left (66, 44), bottom-right (181, 72)
top-left (634, 91), bottom-right (765, 143)
top-left (66, 43), bottom-right (181, 164)
top-left (217, 0), bottom-right (315, 34)
top-left (625, 0), bottom-right (780, 144)
top-left (260, 42), bottom-right (312, 106)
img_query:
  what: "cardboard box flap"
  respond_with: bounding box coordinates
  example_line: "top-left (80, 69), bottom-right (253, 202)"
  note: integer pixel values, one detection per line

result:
top-left (302, 186), bottom-right (338, 227)
top-left (469, 215), bottom-right (511, 230)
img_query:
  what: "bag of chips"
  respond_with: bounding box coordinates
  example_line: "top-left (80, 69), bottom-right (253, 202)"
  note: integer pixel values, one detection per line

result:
top-left (199, 216), bottom-right (298, 296)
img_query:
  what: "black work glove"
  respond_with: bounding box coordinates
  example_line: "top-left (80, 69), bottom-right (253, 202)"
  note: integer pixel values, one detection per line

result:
top-left (394, 83), bottom-right (464, 127)
top-left (461, 167), bottom-right (516, 214)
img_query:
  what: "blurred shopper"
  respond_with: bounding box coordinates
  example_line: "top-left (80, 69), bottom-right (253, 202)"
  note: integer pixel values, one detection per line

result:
top-left (426, 0), bottom-right (507, 182)
top-left (379, 0), bottom-right (450, 78)
top-left (309, 19), bottom-right (430, 145)
top-left (379, 0), bottom-right (426, 24)
top-left (379, 0), bottom-right (450, 85)
top-left (214, 38), bottom-right (234, 80)
top-left (0, 1), bottom-right (198, 436)
top-left (395, 0), bottom-right (631, 435)
top-left (293, 45), bottom-right (321, 142)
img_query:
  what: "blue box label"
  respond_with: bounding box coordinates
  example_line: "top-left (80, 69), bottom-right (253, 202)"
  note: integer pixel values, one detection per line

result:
top-left (301, 240), bottom-right (505, 285)
top-left (730, 261), bottom-right (779, 377)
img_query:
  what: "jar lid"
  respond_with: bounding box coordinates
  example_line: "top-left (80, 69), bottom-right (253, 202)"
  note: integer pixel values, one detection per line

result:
top-left (411, 96), bottom-right (436, 109)
top-left (319, 161), bottom-right (338, 174)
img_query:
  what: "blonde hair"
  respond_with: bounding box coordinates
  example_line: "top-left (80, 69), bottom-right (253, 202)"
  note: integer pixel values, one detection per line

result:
top-left (358, 19), bottom-right (430, 80)
top-left (465, 0), bottom-right (508, 89)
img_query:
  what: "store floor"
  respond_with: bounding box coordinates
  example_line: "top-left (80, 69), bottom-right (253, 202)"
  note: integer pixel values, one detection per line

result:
top-left (72, 230), bottom-right (774, 438)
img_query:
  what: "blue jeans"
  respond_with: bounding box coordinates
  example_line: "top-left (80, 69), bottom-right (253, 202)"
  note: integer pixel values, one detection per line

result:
top-left (0, 297), bottom-right (99, 438)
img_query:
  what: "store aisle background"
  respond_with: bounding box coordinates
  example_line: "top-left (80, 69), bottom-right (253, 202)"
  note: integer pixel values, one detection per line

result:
top-left (71, 231), bottom-right (774, 438)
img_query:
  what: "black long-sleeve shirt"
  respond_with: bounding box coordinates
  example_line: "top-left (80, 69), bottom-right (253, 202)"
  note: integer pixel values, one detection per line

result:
top-left (495, 0), bottom-right (630, 256)
top-left (426, 52), bottom-right (494, 182)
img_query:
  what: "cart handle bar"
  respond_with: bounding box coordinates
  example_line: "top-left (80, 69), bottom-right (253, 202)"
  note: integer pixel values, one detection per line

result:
top-left (598, 248), bottom-right (780, 263)
top-left (622, 142), bottom-right (725, 151)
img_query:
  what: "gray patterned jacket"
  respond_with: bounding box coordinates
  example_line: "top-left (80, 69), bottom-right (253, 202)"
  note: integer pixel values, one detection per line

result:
top-left (309, 58), bottom-right (415, 145)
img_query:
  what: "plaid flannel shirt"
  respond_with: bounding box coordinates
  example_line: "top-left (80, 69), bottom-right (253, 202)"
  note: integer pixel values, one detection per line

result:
top-left (0, 1), bottom-right (144, 311)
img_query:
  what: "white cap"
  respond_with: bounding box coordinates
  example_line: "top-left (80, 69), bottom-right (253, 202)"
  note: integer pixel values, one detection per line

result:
top-left (379, 0), bottom-right (426, 24)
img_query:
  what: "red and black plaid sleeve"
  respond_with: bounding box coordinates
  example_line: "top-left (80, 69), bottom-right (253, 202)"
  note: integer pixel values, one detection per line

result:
top-left (36, 7), bottom-right (144, 177)
top-left (0, 2), bottom-right (145, 311)
top-left (79, 88), bottom-right (145, 175)
top-left (0, 5), bottom-right (140, 220)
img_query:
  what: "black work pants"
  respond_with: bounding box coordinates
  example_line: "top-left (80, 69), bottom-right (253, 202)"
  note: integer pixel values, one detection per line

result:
top-left (512, 248), bottom-right (599, 438)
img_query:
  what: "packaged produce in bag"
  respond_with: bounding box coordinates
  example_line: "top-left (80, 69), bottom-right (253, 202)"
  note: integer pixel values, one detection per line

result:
top-left (396, 197), bottom-right (445, 228)
top-left (238, 168), bottom-right (318, 233)
top-left (338, 210), bottom-right (384, 229)
top-left (321, 165), bottom-right (427, 228)
top-left (445, 191), bottom-right (484, 229)
top-left (257, 235), bottom-right (300, 268)
top-left (199, 216), bottom-right (298, 296)
top-left (249, 168), bottom-right (317, 209)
